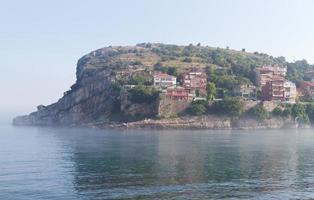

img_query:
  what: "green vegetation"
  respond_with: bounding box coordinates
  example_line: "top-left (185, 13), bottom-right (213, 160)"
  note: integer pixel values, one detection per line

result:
top-left (272, 106), bottom-right (283, 116)
top-left (249, 104), bottom-right (269, 121)
top-left (190, 100), bottom-right (208, 116)
top-left (207, 82), bottom-right (217, 100)
top-left (129, 85), bottom-right (159, 104)
top-left (211, 97), bottom-right (244, 117)
top-left (292, 103), bottom-right (310, 124)
top-left (287, 60), bottom-right (313, 86)
top-left (128, 75), bottom-right (152, 85)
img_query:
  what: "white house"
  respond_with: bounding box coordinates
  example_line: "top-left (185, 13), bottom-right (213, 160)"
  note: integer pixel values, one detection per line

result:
top-left (284, 81), bottom-right (297, 103)
top-left (153, 73), bottom-right (176, 89)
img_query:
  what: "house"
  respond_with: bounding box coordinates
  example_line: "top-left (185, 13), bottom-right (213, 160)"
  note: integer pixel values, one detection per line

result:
top-left (255, 65), bottom-right (287, 86)
top-left (255, 68), bottom-right (275, 87)
top-left (299, 81), bottom-right (314, 100)
top-left (284, 81), bottom-right (297, 103)
top-left (153, 73), bottom-right (176, 89)
top-left (182, 70), bottom-right (207, 96)
top-left (166, 86), bottom-right (193, 100)
top-left (262, 76), bottom-right (285, 101)
top-left (233, 83), bottom-right (256, 100)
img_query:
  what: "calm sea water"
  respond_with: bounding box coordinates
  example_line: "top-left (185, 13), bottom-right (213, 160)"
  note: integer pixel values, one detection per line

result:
top-left (1, 125), bottom-right (314, 199)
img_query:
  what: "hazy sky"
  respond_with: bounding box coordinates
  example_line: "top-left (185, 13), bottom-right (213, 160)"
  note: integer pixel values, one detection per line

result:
top-left (1, 0), bottom-right (314, 122)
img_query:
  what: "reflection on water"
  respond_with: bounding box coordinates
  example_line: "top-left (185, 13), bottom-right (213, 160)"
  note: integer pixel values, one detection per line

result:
top-left (1, 125), bottom-right (314, 199)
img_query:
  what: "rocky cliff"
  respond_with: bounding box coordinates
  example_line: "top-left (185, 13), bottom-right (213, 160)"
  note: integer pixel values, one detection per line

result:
top-left (13, 47), bottom-right (129, 126)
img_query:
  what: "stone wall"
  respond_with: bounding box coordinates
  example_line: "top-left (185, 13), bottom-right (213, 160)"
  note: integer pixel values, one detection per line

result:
top-left (157, 93), bottom-right (192, 118)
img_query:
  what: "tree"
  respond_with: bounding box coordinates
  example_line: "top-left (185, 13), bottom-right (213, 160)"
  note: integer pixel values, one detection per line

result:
top-left (249, 104), bottom-right (269, 121)
top-left (282, 108), bottom-right (292, 118)
top-left (190, 100), bottom-right (207, 115)
top-left (130, 85), bottom-right (159, 104)
top-left (272, 107), bottom-right (283, 116)
top-left (167, 67), bottom-right (178, 76)
top-left (212, 97), bottom-right (244, 117)
top-left (207, 82), bottom-right (217, 100)
top-left (183, 57), bottom-right (192, 63)
top-left (129, 75), bottom-right (152, 85)
top-left (292, 103), bottom-right (310, 124)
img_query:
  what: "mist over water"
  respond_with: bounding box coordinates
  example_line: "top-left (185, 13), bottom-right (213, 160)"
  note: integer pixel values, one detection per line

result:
top-left (1, 125), bottom-right (314, 199)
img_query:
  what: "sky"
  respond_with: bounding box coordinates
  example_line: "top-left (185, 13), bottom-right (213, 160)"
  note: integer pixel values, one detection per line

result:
top-left (1, 0), bottom-right (314, 123)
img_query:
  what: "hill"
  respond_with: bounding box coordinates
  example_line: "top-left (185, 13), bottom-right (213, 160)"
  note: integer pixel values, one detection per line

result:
top-left (12, 43), bottom-right (314, 128)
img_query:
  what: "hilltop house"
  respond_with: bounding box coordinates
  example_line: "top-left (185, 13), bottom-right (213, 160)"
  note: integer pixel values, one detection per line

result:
top-left (255, 65), bottom-right (287, 87)
top-left (284, 81), bottom-right (297, 103)
top-left (262, 76), bottom-right (285, 101)
top-left (182, 70), bottom-right (207, 96)
top-left (153, 73), bottom-right (176, 89)
top-left (233, 83), bottom-right (256, 100)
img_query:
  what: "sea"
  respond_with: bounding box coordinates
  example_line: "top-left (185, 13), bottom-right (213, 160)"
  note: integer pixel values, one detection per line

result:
top-left (1, 124), bottom-right (314, 199)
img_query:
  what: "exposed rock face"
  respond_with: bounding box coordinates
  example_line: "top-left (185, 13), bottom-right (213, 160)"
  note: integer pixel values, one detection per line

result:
top-left (13, 47), bottom-right (125, 126)
top-left (120, 87), bottom-right (158, 117)
top-left (157, 94), bottom-right (191, 118)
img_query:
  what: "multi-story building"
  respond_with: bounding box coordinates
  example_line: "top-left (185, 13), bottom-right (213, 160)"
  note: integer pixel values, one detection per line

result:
top-left (255, 65), bottom-right (287, 87)
top-left (262, 76), bottom-right (285, 101)
top-left (182, 70), bottom-right (207, 96)
top-left (166, 86), bottom-right (193, 100)
top-left (153, 73), bottom-right (176, 89)
top-left (255, 68), bottom-right (275, 87)
top-left (233, 83), bottom-right (256, 100)
top-left (284, 81), bottom-right (297, 103)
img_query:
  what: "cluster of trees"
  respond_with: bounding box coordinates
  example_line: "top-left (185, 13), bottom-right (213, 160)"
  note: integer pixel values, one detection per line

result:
top-left (153, 63), bottom-right (178, 76)
top-left (249, 103), bottom-right (314, 124)
top-left (190, 97), bottom-right (244, 117)
top-left (189, 98), bottom-right (314, 126)
top-left (128, 75), bottom-right (152, 85)
top-left (129, 85), bottom-right (159, 104)
top-left (249, 104), bottom-right (269, 121)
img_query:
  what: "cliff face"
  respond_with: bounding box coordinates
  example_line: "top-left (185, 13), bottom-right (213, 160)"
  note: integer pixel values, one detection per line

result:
top-left (13, 48), bottom-right (127, 126)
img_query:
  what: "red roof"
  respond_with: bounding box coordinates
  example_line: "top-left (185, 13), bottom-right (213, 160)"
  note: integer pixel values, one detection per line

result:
top-left (301, 81), bottom-right (314, 87)
top-left (154, 73), bottom-right (175, 78)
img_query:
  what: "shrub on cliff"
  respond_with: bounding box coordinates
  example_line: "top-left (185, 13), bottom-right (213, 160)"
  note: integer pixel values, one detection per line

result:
top-left (282, 107), bottom-right (292, 118)
top-left (291, 103), bottom-right (310, 124)
top-left (128, 75), bottom-right (152, 85)
top-left (129, 85), bottom-right (159, 104)
top-left (190, 100), bottom-right (208, 115)
top-left (211, 97), bottom-right (244, 117)
top-left (207, 82), bottom-right (217, 100)
top-left (249, 104), bottom-right (269, 121)
top-left (272, 107), bottom-right (283, 116)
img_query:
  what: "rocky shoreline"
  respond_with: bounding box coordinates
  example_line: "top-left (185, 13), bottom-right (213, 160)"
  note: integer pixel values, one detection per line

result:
top-left (81, 115), bottom-right (308, 130)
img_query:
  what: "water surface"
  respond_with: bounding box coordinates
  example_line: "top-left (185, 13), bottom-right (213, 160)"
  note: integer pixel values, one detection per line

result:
top-left (1, 125), bottom-right (314, 199)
